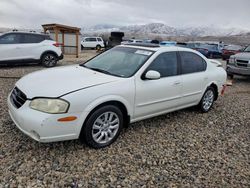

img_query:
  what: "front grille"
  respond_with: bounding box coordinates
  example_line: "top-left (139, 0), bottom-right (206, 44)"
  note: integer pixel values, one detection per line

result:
top-left (10, 87), bottom-right (27, 108)
top-left (236, 59), bottom-right (248, 68)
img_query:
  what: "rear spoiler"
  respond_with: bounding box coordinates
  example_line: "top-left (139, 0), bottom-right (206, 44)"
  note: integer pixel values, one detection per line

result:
top-left (209, 59), bottom-right (222, 67)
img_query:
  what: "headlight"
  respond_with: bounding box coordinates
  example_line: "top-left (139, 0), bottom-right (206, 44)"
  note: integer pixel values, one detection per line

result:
top-left (228, 57), bottom-right (236, 65)
top-left (30, 98), bottom-right (69, 114)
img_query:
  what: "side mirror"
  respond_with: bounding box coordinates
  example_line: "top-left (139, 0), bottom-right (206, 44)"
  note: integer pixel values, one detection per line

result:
top-left (144, 70), bottom-right (161, 80)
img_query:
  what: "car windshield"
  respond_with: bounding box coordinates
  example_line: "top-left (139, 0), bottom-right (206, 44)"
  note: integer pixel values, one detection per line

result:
top-left (82, 47), bottom-right (153, 77)
top-left (244, 45), bottom-right (250, 52)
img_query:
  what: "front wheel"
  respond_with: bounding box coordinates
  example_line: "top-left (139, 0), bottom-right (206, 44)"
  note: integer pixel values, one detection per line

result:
top-left (199, 87), bottom-right (215, 112)
top-left (41, 53), bottom-right (58, 67)
top-left (80, 105), bottom-right (124, 149)
top-left (226, 68), bottom-right (234, 79)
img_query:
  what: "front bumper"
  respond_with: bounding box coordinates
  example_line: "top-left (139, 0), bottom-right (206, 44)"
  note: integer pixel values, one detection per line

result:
top-left (7, 95), bottom-right (82, 143)
top-left (227, 65), bottom-right (250, 76)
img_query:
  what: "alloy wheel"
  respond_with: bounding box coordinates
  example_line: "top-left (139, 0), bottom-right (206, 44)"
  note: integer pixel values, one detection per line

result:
top-left (91, 111), bottom-right (120, 144)
top-left (43, 54), bottom-right (56, 67)
top-left (202, 90), bottom-right (214, 111)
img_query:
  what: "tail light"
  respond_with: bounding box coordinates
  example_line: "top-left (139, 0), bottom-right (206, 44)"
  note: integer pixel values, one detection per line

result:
top-left (53, 43), bottom-right (60, 47)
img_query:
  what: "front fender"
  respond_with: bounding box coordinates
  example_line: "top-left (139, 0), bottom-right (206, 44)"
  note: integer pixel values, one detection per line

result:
top-left (83, 95), bottom-right (133, 116)
top-left (73, 95), bottom-right (134, 138)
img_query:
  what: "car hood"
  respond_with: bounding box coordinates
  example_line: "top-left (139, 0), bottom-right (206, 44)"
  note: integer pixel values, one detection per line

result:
top-left (231, 52), bottom-right (250, 60)
top-left (15, 65), bottom-right (121, 99)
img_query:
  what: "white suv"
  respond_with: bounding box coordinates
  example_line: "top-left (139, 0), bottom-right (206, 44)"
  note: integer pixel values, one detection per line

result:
top-left (81, 37), bottom-right (105, 50)
top-left (0, 32), bottom-right (63, 67)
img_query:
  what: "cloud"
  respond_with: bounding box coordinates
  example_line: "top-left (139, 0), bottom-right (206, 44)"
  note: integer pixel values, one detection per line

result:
top-left (0, 0), bottom-right (249, 30)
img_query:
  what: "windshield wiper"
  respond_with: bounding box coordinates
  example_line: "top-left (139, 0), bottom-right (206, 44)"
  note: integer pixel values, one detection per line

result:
top-left (89, 67), bottom-right (113, 75)
top-left (81, 65), bottom-right (120, 77)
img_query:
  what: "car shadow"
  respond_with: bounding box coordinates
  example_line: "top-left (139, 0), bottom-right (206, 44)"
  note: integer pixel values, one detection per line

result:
top-left (232, 76), bottom-right (250, 83)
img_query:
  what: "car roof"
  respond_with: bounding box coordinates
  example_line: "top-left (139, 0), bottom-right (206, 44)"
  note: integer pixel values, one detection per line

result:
top-left (120, 44), bottom-right (195, 53)
top-left (3, 31), bottom-right (49, 36)
top-left (83, 36), bottom-right (101, 38)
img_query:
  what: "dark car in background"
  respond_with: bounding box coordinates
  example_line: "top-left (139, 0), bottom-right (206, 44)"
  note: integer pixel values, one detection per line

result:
top-left (194, 44), bottom-right (222, 59)
top-left (222, 45), bottom-right (243, 60)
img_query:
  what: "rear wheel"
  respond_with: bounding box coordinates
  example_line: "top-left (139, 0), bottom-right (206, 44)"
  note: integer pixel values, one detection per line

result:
top-left (96, 45), bottom-right (101, 50)
top-left (80, 105), bottom-right (123, 149)
top-left (41, 53), bottom-right (57, 67)
top-left (81, 45), bottom-right (84, 50)
top-left (199, 87), bottom-right (215, 112)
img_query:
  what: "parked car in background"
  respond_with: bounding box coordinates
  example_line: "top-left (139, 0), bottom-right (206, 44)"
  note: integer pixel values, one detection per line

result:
top-left (186, 42), bottom-right (201, 49)
top-left (8, 44), bottom-right (227, 148)
top-left (159, 41), bottom-right (177, 46)
top-left (196, 44), bottom-right (222, 59)
top-left (176, 42), bottom-right (187, 48)
top-left (222, 45), bottom-right (243, 60)
top-left (0, 32), bottom-right (63, 67)
top-left (121, 39), bottom-right (143, 45)
top-left (227, 45), bottom-right (250, 78)
top-left (194, 41), bottom-right (225, 52)
top-left (81, 37), bottom-right (105, 50)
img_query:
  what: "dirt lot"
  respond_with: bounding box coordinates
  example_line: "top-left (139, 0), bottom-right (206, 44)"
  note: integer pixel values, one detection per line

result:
top-left (0, 51), bottom-right (250, 187)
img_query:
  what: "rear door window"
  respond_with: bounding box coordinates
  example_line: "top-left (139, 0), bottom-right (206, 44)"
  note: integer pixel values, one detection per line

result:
top-left (21, 34), bottom-right (44, 43)
top-left (179, 51), bottom-right (207, 74)
top-left (85, 38), bottom-right (97, 42)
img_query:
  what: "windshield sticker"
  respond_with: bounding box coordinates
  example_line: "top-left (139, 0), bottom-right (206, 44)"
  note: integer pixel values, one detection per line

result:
top-left (135, 50), bottom-right (152, 56)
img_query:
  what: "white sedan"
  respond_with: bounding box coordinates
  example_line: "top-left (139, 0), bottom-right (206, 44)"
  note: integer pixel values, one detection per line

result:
top-left (8, 44), bottom-right (227, 148)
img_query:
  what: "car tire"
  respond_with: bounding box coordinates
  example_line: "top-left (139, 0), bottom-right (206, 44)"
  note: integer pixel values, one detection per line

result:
top-left (226, 68), bottom-right (234, 79)
top-left (96, 45), bottom-right (101, 50)
top-left (81, 45), bottom-right (84, 50)
top-left (227, 73), bottom-right (234, 79)
top-left (199, 87), bottom-right (215, 113)
top-left (41, 53), bottom-right (58, 68)
top-left (209, 53), bottom-right (214, 59)
top-left (80, 105), bottom-right (124, 149)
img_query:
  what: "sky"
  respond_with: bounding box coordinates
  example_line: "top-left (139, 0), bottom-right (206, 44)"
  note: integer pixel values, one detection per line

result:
top-left (0, 0), bottom-right (250, 30)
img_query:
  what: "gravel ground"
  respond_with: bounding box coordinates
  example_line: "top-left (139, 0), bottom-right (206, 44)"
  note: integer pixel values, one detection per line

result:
top-left (0, 55), bottom-right (250, 187)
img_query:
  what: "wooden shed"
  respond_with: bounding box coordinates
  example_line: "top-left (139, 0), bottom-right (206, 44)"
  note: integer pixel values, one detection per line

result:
top-left (42, 23), bottom-right (81, 58)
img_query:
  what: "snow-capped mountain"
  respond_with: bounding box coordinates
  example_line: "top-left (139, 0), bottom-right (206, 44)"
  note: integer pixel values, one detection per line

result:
top-left (82, 23), bottom-right (249, 37)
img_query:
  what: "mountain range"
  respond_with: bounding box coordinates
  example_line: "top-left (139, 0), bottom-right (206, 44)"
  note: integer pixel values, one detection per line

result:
top-left (82, 23), bottom-right (250, 37)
